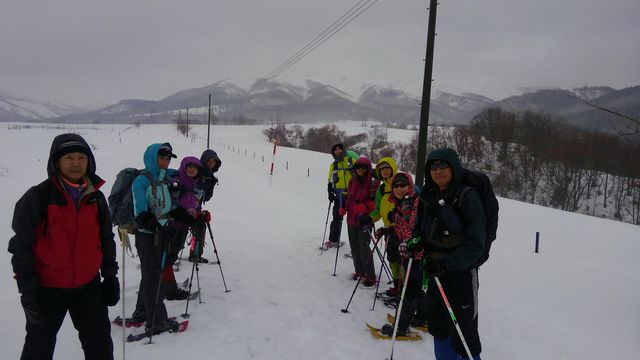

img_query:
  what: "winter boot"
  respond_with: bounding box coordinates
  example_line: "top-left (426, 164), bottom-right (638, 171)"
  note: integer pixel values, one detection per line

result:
top-left (351, 272), bottom-right (362, 281)
top-left (381, 323), bottom-right (410, 337)
top-left (385, 279), bottom-right (400, 297)
top-left (188, 252), bottom-right (209, 263)
top-left (362, 275), bottom-right (376, 287)
top-left (166, 288), bottom-right (190, 301)
top-left (146, 318), bottom-right (180, 335)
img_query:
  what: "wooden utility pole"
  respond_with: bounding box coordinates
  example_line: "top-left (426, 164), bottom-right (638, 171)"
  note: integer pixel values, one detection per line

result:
top-left (414, 0), bottom-right (439, 187)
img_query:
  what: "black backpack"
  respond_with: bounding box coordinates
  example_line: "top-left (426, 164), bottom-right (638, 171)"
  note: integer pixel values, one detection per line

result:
top-left (108, 168), bottom-right (155, 232)
top-left (454, 168), bottom-right (499, 266)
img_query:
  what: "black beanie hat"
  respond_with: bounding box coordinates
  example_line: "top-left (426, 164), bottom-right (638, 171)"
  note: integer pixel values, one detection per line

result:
top-left (52, 139), bottom-right (91, 163)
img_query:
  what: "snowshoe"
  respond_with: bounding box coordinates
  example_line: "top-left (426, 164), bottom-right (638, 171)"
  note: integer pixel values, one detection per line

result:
top-left (386, 313), bottom-right (429, 332)
top-left (166, 288), bottom-right (190, 301)
top-left (320, 241), bottom-right (345, 251)
top-left (112, 316), bottom-right (144, 328)
top-left (365, 323), bottom-right (421, 341)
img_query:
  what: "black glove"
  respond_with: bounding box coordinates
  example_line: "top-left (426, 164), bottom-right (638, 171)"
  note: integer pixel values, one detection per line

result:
top-left (387, 211), bottom-right (395, 223)
top-left (358, 214), bottom-right (373, 226)
top-left (167, 181), bottom-right (182, 200)
top-left (212, 176), bottom-right (219, 187)
top-left (101, 276), bottom-right (120, 306)
top-left (423, 258), bottom-right (446, 278)
top-left (136, 211), bottom-right (161, 232)
top-left (169, 207), bottom-right (194, 225)
top-left (327, 183), bottom-right (337, 203)
top-left (375, 226), bottom-right (394, 239)
top-left (20, 293), bottom-right (43, 325)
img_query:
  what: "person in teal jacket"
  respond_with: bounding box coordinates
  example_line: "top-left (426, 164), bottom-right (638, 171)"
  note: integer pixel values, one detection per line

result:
top-left (130, 143), bottom-right (193, 334)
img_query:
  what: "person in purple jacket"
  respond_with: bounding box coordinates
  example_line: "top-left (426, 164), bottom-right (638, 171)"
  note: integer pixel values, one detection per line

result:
top-left (162, 157), bottom-right (211, 300)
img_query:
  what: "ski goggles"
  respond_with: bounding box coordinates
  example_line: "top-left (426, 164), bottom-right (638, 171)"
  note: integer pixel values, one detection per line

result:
top-left (429, 161), bottom-right (450, 171)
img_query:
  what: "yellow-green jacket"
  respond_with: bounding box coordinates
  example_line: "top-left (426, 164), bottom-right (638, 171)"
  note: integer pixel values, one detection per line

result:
top-left (327, 150), bottom-right (358, 192)
top-left (370, 157), bottom-right (398, 226)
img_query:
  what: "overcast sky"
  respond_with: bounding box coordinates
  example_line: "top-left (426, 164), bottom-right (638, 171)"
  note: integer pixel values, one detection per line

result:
top-left (1, 0), bottom-right (639, 107)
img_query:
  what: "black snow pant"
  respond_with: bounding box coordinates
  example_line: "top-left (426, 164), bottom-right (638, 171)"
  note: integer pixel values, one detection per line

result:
top-left (347, 225), bottom-right (376, 278)
top-left (328, 193), bottom-right (346, 244)
top-left (397, 258), bottom-right (429, 332)
top-left (132, 230), bottom-right (169, 327)
top-left (427, 268), bottom-right (481, 358)
top-left (20, 276), bottom-right (113, 360)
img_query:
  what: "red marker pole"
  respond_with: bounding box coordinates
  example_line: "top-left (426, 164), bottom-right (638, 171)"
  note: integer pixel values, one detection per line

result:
top-left (269, 140), bottom-right (277, 186)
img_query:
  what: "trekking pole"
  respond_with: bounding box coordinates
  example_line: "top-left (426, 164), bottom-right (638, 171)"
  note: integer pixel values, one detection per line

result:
top-left (118, 228), bottom-right (128, 360)
top-left (371, 234), bottom-right (389, 311)
top-left (387, 258), bottom-right (413, 360)
top-left (434, 276), bottom-right (475, 360)
top-left (340, 276), bottom-right (363, 313)
top-left (370, 233), bottom-right (393, 283)
top-left (182, 238), bottom-right (200, 318)
top-left (194, 238), bottom-right (204, 304)
top-left (148, 234), bottom-right (168, 344)
top-left (206, 222), bottom-right (230, 292)
top-left (331, 191), bottom-right (344, 276)
top-left (319, 201), bottom-right (332, 253)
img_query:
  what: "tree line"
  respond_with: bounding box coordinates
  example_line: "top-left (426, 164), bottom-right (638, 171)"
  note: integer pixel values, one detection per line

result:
top-left (264, 109), bottom-right (640, 225)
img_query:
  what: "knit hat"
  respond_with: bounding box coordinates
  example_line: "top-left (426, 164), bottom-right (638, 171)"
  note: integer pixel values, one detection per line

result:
top-left (52, 139), bottom-right (91, 163)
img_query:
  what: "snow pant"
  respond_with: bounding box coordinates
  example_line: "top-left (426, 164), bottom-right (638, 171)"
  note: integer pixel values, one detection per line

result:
top-left (427, 268), bottom-right (481, 359)
top-left (21, 276), bottom-right (113, 360)
top-left (347, 225), bottom-right (376, 278)
top-left (386, 234), bottom-right (401, 280)
top-left (397, 258), bottom-right (429, 332)
top-left (132, 230), bottom-right (170, 326)
top-left (328, 193), bottom-right (346, 244)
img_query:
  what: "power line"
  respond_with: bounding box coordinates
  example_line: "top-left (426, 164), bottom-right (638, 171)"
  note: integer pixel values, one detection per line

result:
top-left (257, 0), bottom-right (379, 84)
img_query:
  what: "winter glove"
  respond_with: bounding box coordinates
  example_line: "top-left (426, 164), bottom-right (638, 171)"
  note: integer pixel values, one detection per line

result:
top-left (135, 211), bottom-right (161, 232)
top-left (386, 211), bottom-right (395, 224)
top-left (353, 203), bottom-right (368, 215)
top-left (101, 276), bottom-right (120, 306)
top-left (327, 183), bottom-right (337, 202)
top-left (212, 176), bottom-right (219, 187)
top-left (375, 226), bottom-right (393, 240)
top-left (399, 241), bottom-right (424, 259)
top-left (423, 258), bottom-right (446, 278)
top-left (20, 293), bottom-right (43, 326)
top-left (338, 207), bottom-right (347, 217)
top-left (167, 181), bottom-right (183, 200)
top-left (169, 207), bottom-right (194, 225)
top-left (198, 210), bottom-right (212, 223)
top-left (358, 214), bottom-right (373, 226)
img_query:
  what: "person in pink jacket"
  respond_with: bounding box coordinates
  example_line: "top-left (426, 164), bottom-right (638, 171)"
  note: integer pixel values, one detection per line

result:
top-left (339, 156), bottom-right (379, 286)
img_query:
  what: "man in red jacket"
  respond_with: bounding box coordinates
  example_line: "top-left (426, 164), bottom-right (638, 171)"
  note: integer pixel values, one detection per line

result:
top-left (8, 133), bottom-right (118, 360)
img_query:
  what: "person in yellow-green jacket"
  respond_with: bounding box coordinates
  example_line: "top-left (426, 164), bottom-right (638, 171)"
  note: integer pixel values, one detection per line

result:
top-left (325, 143), bottom-right (358, 249)
top-left (370, 157), bottom-right (402, 297)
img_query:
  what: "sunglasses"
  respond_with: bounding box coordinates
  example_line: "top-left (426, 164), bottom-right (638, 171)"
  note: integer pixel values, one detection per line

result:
top-left (392, 182), bottom-right (409, 189)
top-left (353, 165), bottom-right (368, 170)
top-left (429, 162), bottom-right (449, 171)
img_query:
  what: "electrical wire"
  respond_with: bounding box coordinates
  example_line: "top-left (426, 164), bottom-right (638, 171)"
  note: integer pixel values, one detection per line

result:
top-left (258, 0), bottom-right (379, 84)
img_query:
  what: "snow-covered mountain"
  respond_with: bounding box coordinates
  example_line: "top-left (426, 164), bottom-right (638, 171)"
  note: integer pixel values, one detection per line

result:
top-left (0, 95), bottom-right (85, 122)
top-left (571, 86), bottom-right (616, 101)
top-left (434, 92), bottom-right (494, 114)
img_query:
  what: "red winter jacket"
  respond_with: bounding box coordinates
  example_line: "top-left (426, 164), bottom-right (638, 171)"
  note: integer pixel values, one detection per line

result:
top-left (8, 134), bottom-right (117, 294)
top-left (344, 157), bottom-right (379, 226)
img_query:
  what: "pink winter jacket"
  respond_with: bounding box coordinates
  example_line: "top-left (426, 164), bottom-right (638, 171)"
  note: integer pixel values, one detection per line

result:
top-left (344, 157), bottom-right (379, 226)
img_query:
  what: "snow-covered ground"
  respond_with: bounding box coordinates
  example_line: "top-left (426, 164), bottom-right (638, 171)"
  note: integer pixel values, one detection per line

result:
top-left (0, 123), bottom-right (638, 359)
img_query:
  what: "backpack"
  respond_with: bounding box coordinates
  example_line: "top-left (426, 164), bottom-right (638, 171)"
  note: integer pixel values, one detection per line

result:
top-left (108, 168), bottom-right (156, 232)
top-left (454, 168), bottom-right (499, 267)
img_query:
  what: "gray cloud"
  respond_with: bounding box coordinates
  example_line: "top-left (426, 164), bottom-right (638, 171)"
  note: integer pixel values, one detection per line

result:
top-left (1, 0), bottom-right (638, 106)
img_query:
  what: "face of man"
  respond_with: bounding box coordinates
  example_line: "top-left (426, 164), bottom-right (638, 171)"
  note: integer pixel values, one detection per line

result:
top-left (157, 155), bottom-right (172, 170)
top-left (430, 161), bottom-right (453, 191)
top-left (56, 152), bottom-right (88, 183)
top-left (206, 158), bottom-right (218, 170)
top-left (333, 147), bottom-right (344, 158)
